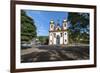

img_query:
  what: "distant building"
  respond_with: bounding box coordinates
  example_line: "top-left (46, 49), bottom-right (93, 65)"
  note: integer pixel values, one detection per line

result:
top-left (49, 19), bottom-right (68, 45)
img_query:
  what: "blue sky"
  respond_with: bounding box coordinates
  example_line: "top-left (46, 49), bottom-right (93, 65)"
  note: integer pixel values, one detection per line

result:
top-left (25, 10), bottom-right (68, 36)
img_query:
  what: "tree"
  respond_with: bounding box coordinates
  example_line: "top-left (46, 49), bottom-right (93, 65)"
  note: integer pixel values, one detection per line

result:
top-left (67, 12), bottom-right (89, 43)
top-left (21, 10), bottom-right (37, 43)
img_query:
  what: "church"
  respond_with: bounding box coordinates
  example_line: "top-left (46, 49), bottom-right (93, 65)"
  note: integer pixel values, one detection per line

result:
top-left (49, 19), bottom-right (68, 45)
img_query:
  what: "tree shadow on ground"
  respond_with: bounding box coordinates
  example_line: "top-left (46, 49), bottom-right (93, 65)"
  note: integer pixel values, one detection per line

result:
top-left (21, 46), bottom-right (89, 63)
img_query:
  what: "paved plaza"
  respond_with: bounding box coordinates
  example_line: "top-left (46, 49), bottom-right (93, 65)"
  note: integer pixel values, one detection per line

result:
top-left (21, 45), bottom-right (89, 63)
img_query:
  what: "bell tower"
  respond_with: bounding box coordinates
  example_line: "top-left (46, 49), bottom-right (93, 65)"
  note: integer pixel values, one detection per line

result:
top-left (62, 19), bottom-right (68, 44)
top-left (50, 19), bottom-right (54, 31)
top-left (62, 19), bottom-right (67, 30)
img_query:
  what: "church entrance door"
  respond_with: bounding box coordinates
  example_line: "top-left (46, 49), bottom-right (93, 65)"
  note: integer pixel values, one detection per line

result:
top-left (56, 35), bottom-right (60, 45)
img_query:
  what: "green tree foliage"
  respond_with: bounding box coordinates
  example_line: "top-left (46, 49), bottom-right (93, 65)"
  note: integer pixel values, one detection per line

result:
top-left (37, 36), bottom-right (49, 45)
top-left (21, 10), bottom-right (37, 43)
top-left (67, 13), bottom-right (89, 43)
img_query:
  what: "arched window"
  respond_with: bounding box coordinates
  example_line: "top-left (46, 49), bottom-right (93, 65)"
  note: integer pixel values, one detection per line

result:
top-left (64, 24), bottom-right (66, 27)
top-left (60, 33), bottom-right (62, 37)
top-left (51, 25), bottom-right (53, 28)
top-left (65, 39), bottom-right (67, 42)
top-left (54, 33), bottom-right (56, 37)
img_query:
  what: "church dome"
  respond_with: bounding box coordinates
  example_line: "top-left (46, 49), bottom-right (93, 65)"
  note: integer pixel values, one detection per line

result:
top-left (63, 19), bottom-right (67, 22)
top-left (50, 19), bottom-right (54, 24)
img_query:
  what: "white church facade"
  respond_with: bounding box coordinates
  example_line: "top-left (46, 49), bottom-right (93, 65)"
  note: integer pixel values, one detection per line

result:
top-left (49, 19), bottom-right (68, 45)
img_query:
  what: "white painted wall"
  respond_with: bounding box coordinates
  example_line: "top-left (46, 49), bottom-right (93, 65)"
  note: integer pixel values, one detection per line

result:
top-left (53, 32), bottom-right (63, 45)
top-left (0, 0), bottom-right (100, 73)
top-left (50, 24), bottom-right (54, 31)
top-left (49, 32), bottom-right (52, 44)
top-left (64, 31), bottom-right (68, 44)
top-left (49, 19), bottom-right (68, 45)
top-left (63, 20), bottom-right (68, 30)
top-left (49, 31), bottom-right (68, 45)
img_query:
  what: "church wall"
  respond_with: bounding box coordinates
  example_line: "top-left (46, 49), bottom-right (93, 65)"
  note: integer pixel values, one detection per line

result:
top-left (49, 32), bottom-right (53, 45)
top-left (49, 32), bottom-right (65, 45)
top-left (63, 31), bottom-right (68, 44)
top-left (49, 19), bottom-right (68, 45)
top-left (63, 23), bottom-right (67, 30)
top-left (53, 32), bottom-right (63, 45)
top-left (50, 24), bottom-right (54, 31)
